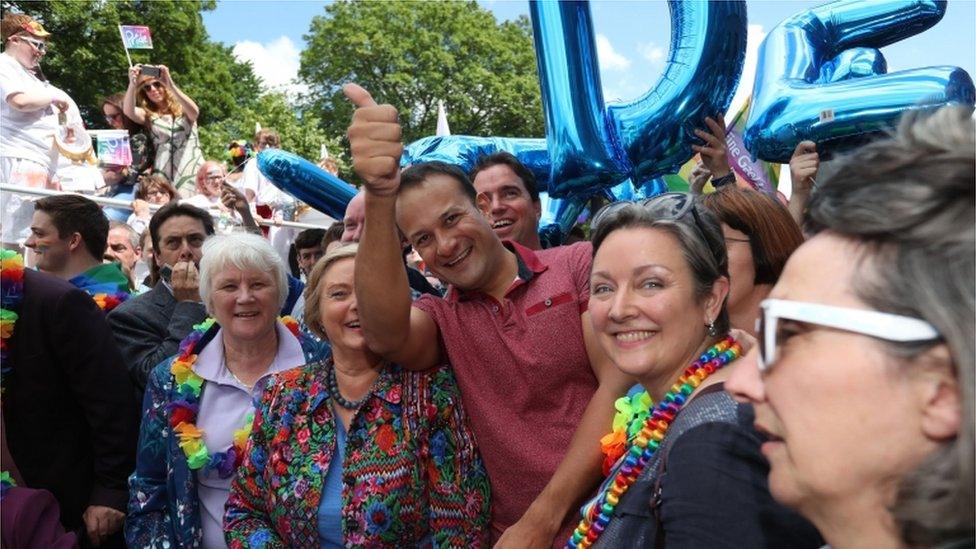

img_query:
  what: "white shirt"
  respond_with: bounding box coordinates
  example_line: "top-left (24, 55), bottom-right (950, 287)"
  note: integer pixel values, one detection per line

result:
top-left (241, 154), bottom-right (295, 208)
top-left (0, 52), bottom-right (78, 170)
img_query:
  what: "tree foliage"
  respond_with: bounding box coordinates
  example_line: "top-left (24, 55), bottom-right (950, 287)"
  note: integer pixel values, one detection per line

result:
top-left (200, 92), bottom-right (348, 176)
top-left (0, 0), bottom-right (342, 164)
top-left (300, 0), bottom-right (544, 146)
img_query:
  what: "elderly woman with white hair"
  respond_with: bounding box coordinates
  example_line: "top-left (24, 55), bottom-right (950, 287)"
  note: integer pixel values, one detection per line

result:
top-left (126, 233), bottom-right (314, 549)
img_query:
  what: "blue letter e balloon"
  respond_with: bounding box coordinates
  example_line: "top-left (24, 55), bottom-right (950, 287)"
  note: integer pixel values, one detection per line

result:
top-left (745, 0), bottom-right (976, 163)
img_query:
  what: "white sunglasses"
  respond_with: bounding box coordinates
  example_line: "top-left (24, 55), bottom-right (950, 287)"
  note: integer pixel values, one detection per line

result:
top-left (757, 298), bottom-right (940, 371)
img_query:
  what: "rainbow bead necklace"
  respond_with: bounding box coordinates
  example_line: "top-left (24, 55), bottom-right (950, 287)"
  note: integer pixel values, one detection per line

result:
top-left (567, 335), bottom-right (742, 549)
top-left (168, 316), bottom-right (301, 478)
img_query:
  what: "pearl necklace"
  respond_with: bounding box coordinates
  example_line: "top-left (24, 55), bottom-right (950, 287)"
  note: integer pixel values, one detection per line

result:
top-left (566, 335), bottom-right (742, 549)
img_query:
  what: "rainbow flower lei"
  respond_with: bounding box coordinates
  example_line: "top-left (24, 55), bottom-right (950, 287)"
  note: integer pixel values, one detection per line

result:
top-left (168, 316), bottom-right (301, 478)
top-left (599, 390), bottom-right (653, 476)
top-left (568, 336), bottom-right (742, 549)
top-left (0, 250), bottom-right (25, 394)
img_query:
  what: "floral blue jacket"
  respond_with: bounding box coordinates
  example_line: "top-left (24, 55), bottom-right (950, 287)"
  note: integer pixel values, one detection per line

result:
top-left (125, 324), bottom-right (318, 548)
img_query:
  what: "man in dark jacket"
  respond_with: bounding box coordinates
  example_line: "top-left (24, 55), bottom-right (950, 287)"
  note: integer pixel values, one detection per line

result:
top-left (107, 202), bottom-right (214, 396)
top-left (3, 267), bottom-right (137, 547)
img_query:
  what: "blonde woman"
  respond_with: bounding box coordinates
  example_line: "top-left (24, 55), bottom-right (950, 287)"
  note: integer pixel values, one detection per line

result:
top-left (123, 64), bottom-right (203, 196)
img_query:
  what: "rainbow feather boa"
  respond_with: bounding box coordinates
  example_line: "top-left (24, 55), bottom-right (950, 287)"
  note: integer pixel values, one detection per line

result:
top-left (1, 251), bottom-right (25, 394)
top-left (168, 316), bottom-right (301, 478)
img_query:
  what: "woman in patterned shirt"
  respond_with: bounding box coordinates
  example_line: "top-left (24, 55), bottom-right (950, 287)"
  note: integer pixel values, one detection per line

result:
top-left (224, 243), bottom-right (491, 548)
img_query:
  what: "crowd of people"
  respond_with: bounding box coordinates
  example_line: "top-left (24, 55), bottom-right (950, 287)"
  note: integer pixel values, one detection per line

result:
top-left (1, 10), bottom-right (974, 549)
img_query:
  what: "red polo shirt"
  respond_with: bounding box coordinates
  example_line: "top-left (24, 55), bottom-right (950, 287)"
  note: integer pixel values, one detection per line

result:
top-left (413, 241), bottom-right (598, 542)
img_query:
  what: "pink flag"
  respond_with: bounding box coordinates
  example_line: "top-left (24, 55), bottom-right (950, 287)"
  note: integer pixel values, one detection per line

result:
top-left (120, 25), bottom-right (153, 49)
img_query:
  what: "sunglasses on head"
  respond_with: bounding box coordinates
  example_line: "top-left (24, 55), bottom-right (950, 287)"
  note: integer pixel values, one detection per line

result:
top-left (756, 298), bottom-right (941, 371)
top-left (592, 192), bottom-right (717, 251)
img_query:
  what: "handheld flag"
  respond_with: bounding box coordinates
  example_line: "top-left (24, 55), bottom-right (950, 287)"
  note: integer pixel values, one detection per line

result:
top-left (120, 25), bottom-right (153, 49)
top-left (94, 130), bottom-right (133, 167)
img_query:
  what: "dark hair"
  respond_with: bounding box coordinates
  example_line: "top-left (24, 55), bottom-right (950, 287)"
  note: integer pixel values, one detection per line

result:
top-left (806, 106), bottom-right (974, 546)
top-left (294, 228), bottom-right (326, 251)
top-left (101, 92), bottom-right (142, 134)
top-left (700, 187), bottom-right (803, 285)
top-left (136, 173), bottom-right (178, 201)
top-left (469, 151), bottom-right (540, 202)
top-left (34, 194), bottom-right (108, 259)
top-left (148, 201), bottom-right (215, 253)
top-left (399, 161), bottom-right (477, 204)
top-left (322, 221), bottom-right (345, 249)
top-left (591, 194), bottom-right (731, 335)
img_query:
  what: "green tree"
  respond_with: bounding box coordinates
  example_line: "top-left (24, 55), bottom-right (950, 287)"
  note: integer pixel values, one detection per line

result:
top-left (200, 92), bottom-right (349, 177)
top-left (300, 0), bottom-right (544, 147)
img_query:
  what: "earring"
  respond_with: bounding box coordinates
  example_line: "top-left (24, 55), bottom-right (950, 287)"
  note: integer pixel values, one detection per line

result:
top-left (707, 321), bottom-right (717, 337)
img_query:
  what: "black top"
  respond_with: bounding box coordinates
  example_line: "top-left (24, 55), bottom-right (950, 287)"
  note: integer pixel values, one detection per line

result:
top-left (592, 384), bottom-right (823, 548)
top-left (3, 269), bottom-right (138, 532)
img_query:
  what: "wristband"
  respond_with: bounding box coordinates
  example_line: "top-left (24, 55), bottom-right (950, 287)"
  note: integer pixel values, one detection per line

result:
top-left (711, 173), bottom-right (735, 188)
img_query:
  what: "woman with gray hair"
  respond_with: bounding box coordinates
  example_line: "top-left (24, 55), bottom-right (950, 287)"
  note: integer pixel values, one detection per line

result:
top-left (127, 232), bottom-right (314, 549)
top-left (728, 106), bottom-right (975, 548)
top-left (569, 194), bottom-right (821, 547)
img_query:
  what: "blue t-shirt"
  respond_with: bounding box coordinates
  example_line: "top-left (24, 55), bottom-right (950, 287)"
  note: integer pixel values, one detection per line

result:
top-left (317, 410), bottom-right (347, 548)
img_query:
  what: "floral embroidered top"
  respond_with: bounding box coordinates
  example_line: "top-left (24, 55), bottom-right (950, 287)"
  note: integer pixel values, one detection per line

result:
top-left (224, 359), bottom-right (491, 548)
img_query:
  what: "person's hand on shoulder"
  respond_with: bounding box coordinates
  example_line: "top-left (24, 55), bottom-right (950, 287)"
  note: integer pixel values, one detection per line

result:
top-left (343, 83), bottom-right (403, 197)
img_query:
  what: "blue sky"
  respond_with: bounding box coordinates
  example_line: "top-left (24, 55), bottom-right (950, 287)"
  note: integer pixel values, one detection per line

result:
top-left (203, 0), bottom-right (976, 116)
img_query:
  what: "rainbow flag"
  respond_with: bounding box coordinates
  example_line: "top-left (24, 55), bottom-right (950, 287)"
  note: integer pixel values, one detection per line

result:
top-left (120, 25), bottom-right (153, 49)
top-left (95, 130), bottom-right (133, 167)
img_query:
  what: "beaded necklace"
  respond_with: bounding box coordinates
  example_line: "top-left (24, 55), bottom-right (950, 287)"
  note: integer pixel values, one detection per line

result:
top-left (0, 251), bottom-right (25, 395)
top-left (567, 335), bottom-right (742, 549)
top-left (326, 359), bottom-right (380, 409)
top-left (168, 316), bottom-right (301, 478)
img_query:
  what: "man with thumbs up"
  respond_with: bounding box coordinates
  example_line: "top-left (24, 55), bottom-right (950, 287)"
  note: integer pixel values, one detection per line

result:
top-left (343, 83), bottom-right (632, 548)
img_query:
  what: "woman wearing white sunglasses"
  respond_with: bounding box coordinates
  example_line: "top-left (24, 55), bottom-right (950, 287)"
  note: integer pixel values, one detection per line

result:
top-left (728, 106), bottom-right (974, 548)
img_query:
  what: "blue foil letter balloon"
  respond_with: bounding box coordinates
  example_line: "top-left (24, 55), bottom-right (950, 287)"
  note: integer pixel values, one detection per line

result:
top-left (257, 149), bottom-right (358, 220)
top-left (402, 0), bottom-right (746, 242)
top-left (405, 0), bottom-right (746, 199)
top-left (745, 0), bottom-right (976, 163)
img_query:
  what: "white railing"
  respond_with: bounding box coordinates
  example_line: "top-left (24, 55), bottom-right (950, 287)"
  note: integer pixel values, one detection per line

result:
top-left (0, 183), bottom-right (333, 230)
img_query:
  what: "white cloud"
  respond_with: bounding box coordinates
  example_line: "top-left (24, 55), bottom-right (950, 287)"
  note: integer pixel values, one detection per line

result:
top-left (232, 36), bottom-right (306, 98)
top-left (727, 24), bottom-right (767, 121)
top-left (636, 41), bottom-right (666, 67)
top-left (595, 33), bottom-right (631, 71)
